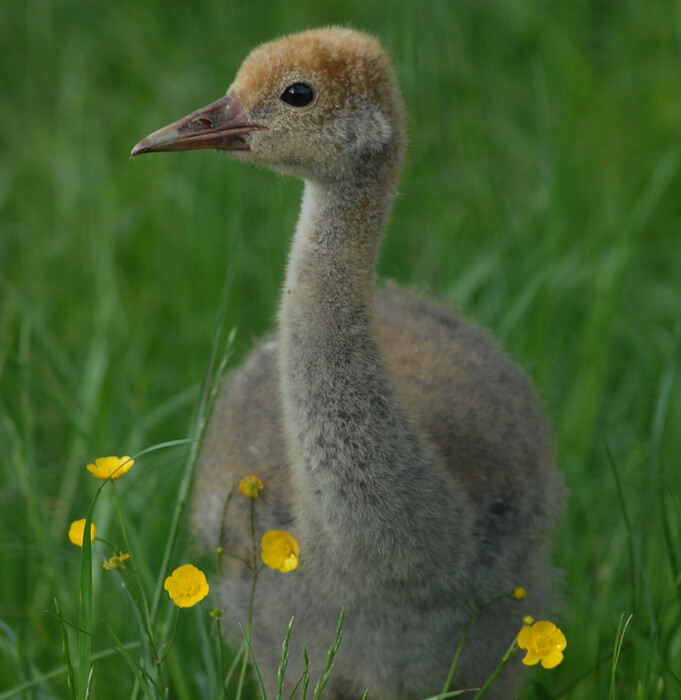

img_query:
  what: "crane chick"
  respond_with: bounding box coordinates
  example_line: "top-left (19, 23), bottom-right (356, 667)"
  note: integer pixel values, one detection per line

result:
top-left (132, 27), bottom-right (564, 699)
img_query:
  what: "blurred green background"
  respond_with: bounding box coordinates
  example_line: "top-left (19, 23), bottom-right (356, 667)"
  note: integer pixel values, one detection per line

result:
top-left (1, 0), bottom-right (680, 697)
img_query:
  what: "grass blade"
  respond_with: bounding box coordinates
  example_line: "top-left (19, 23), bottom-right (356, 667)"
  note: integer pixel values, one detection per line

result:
top-left (77, 508), bottom-right (95, 700)
top-left (54, 598), bottom-right (77, 700)
top-left (609, 614), bottom-right (633, 700)
top-left (102, 621), bottom-right (157, 700)
top-left (0, 644), bottom-right (142, 700)
top-left (76, 471), bottom-right (119, 698)
top-left (150, 237), bottom-right (238, 625)
top-left (312, 609), bottom-right (344, 700)
top-left (277, 617), bottom-right (294, 698)
top-left (239, 623), bottom-right (268, 700)
top-left (605, 442), bottom-right (637, 610)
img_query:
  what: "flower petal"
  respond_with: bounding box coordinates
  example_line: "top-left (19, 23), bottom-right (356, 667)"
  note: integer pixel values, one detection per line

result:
top-left (516, 625), bottom-right (534, 650)
top-left (533, 620), bottom-right (557, 637)
top-left (521, 650), bottom-right (542, 666)
top-left (541, 649), bottom-right (564, 669)
top-left (278, 553), bottom-right (299, 573)
top-left (551, 628), bottom-right (567, 651)
top-left (68, 519), bottom-right (96, 547)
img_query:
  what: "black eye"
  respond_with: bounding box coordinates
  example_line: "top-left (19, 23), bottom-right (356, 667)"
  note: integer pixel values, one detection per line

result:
top-left (281, 82), bottom-right (315, 107)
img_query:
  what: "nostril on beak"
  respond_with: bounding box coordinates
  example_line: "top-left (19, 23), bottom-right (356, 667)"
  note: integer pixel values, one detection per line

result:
top-left (191, 117), bottom-right (213, 127)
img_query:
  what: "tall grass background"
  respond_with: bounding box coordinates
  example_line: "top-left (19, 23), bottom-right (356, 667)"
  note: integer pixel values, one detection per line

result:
top-left (1, 0), bottom-right (680, 697)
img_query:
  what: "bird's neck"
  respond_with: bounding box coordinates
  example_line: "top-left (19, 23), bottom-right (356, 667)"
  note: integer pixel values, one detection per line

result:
top-left (278, 174), bottom-right (395, 463)
top-left (279, 140), bottom-right (404, 326)
top-left (282, 175), bottom-right (391, 317)
top-left (277, 171), bottom-right (462, 581)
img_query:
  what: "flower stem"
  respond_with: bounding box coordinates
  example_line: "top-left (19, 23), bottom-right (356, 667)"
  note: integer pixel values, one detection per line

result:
top-left (157, 607), bottom-right (181, 666)
top-left (235, 498), bottom-right (261, 700)
top-left (441, 609), bottom-right (477, 694)
top-left (470, 640), bottom-right (518, 700)
top-left (247, 498), bottom-right (259, 638)
top-left (215, 616), bottom-right (226, 700)
top-left (112, 485), bottom-right (156, 648)
top-left (112, 483), bottom-right (165, 695)
top-left (441, 594), bottom-right (508, 694)
top-left (216, 486), bottom-right (236, 575)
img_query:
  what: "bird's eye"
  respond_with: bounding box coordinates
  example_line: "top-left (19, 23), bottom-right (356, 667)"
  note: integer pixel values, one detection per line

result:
top-left (280, 82), bottom-right (315, 107)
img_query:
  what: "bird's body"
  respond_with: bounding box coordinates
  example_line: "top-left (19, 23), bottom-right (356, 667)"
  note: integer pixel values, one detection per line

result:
top-left (133, 28), bottom-right (564, 699)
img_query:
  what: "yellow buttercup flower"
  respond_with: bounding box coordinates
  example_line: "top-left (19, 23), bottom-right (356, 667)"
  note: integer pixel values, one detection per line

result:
top-left (517, 620), bottom-right (566, 669)
top-left (239, 475), bottom-right (264, 498)
top-left (69, 519), bottom-right (96, 547)
top-left (86, 455), bottom-right (134, 481)
top-left (261, 530), bottom-right (299, 572)
top-left (164, 564), bottom-right (210, 608)
top-left (512, 587), bottom-right (527, 601)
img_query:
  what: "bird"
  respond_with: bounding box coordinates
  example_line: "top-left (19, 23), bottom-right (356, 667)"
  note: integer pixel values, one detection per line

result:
top-left (131, 27), bottom-right (564, 699)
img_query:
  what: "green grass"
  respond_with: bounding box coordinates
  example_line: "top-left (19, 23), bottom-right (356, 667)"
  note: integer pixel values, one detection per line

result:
top-left (2, 0), bottom-right (680, 697)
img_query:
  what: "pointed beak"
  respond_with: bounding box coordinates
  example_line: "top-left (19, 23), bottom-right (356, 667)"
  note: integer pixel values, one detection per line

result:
top-left (131, 93), bottom-right (265, 157)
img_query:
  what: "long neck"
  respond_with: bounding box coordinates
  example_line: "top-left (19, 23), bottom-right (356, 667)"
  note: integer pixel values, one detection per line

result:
top-left (281, 174), bottom-right (390, 333)
top-left (277, 168), bottom-right (470, 585)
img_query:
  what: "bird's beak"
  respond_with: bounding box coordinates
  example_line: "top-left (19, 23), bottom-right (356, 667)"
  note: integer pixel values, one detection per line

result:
top-left (131, 93), bottom-right (265, 156)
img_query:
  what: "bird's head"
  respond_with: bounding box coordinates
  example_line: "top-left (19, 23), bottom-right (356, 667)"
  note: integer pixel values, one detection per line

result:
top-left (131, 27), bottom-right (406, 183)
